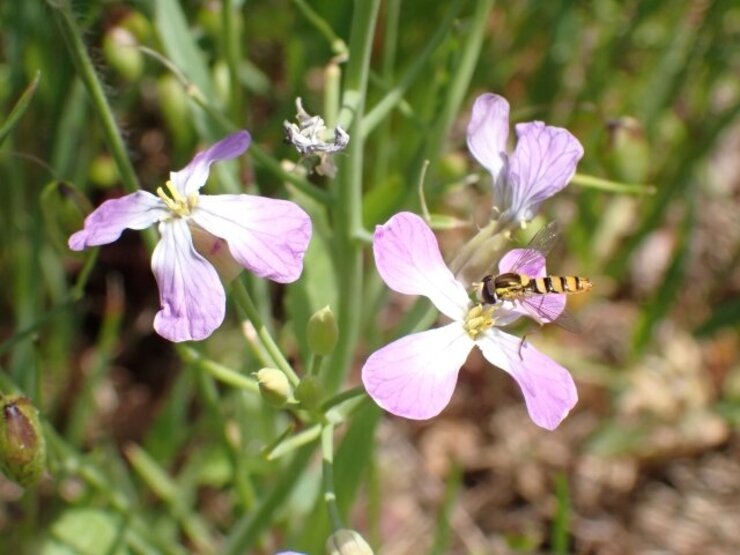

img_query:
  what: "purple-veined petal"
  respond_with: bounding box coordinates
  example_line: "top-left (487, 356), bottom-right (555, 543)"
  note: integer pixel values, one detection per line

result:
top-left (498, 247), bottom-right (546, 277)
top-left (170, 131), bottom-right (251, 196)
top-left (476, 329), bottom-right (577, 430)
top-left (497, 247), bottom-right (565, 323)
top-left (362, 323), bottom-right (474, 420)
top-left (374, 212), bottom-right (469, 321)
top-left (191, 195), bottom-right (311, 283)
top-left (514, 294), bottom-right (567, 325)
top-left (68, 191), bottom-right (166, 250)
top-left (506, 122), bottom-right (584, 220)
top-left (466, 93), bottom-right (510, 180)
top-left (151, 218), bottom-right (225, 342)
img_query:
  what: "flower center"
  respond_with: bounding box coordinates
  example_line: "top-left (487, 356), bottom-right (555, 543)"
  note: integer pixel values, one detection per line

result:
top-left (463, 303), bottom-right (496, 340)
top-left (156, 180), bottom-right (198, 218)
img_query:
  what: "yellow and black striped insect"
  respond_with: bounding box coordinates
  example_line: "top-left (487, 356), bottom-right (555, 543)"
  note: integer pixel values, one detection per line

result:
top-left (475, 222), bottom-right (592, 328)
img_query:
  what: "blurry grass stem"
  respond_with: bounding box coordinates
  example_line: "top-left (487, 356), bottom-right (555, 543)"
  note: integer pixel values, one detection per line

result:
top-left (327, 0), bottom-right (381, 393)
top-left (48, 1), bottom-right (140, 196)
top-left (232, 280), bottom-right (300, 386)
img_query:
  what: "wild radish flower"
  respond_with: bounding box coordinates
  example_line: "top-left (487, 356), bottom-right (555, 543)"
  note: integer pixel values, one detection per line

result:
top-left (467, 93), bottom-right (584, 226)
top-left (69, 131), bottom-right (312, 342)
top-left (362, 212), bottom-right (577, 430)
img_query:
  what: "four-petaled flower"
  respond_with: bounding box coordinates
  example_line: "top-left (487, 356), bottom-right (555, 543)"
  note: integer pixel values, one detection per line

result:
top-left (467, 93), bottom-right (584, 225)
top-left (69, 131), bottom-right (312, 342)
top-left (361, 212), bottom-right (577, 430)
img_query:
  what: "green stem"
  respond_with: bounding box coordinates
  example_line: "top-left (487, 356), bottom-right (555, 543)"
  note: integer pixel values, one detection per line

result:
top-left (361, 2), bottom-right (461, 138)
top-left (292, 0), bottom-right (348, 55)
top-left (222, 0), bottom-right (243, 124)
top-left (570, 173), bottom-right (656, 195)
top-left (177, 346), bottom-right (259, 394)
top-left (222, 445), bottom-right (315, 555)
top-left (321, 424), bottom-right (343, 531)
top-left (320, 385), bottom-right (367, 412)
top-left (309, 353), bottom-right (324, 376)
top-left (328, 0), bottom-right (381, 394)
top-left (48, 1), bottom-right (139, 195)
top-left (231, 280), bottom-right (300, 386)
top-left (191, 367), bottom-right (256, 510)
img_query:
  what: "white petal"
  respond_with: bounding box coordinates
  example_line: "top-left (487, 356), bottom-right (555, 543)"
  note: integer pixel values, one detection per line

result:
top-left (69, 191), bottom-right (166, 250)
top-left (169, 131), bottom-right (251, 196)
top-left (476, 329), bottom-right (577, 430)
top-left (192, 194), bottom-right (311, 283)
top-left (373, 212), bottom-right (470, 321)
top-left (362, 323), bottom-right (474, 420)
top-left (466, 93), bottom-right (510, 180)
top-left (151, 218), bottom-right (225, 342)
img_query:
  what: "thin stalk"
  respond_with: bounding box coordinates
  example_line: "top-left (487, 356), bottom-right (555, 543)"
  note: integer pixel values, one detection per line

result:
top-left (222, 445), bottom-right (315, 555)
top-left (571, 173), bottom-right (656, 195)
top-left (327, 0), bottom-right (381, 394)
top-left (191, 368), bottom-right (256, 510)
top-left (222, 0), bottom-right (243, 124)
top-left (292, 0), bottom-right (348, 55)
top-left (48, 1), bottom-right (139, 195)
top-left (361, 2), bottom-right (462, 137)
top-left (321, 424), bottom-right (343, 531)
top-left (231, 279), bottom-right (300, 386)
top-left (177, 346), bottom-right (259, 394)
top-left (320, 385), bottom-right (367, 413)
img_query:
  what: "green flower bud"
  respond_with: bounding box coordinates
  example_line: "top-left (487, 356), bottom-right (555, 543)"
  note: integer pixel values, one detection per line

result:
top-left (119, 10), bottom-right (152, 44)
top-left (326, 529), bottom-right (374, 555)
top-left (307, 306), bottom-right (338, 356)
top-left (88, 154), bottom-right (119, 189)
top-left (102, 27), bottom-right (144, 82)
top-left (295, 375), bottom-right (324, 411)
top-left (256, 368), bottom-right (292, 408)
top-left (0, 396), bottom-right (46, 487)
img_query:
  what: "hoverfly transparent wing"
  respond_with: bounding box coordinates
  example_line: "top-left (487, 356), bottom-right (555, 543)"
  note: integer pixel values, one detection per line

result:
top-left (517, 294), bottom-right (582, 333)
top-left (504, 221), bottom-right (561, 276)
top-left (505, 222), bottom-right (582, 333)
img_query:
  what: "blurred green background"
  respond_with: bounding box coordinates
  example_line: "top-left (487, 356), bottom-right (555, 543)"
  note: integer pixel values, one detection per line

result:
top-left (0, 0), bottom-right (738, 553)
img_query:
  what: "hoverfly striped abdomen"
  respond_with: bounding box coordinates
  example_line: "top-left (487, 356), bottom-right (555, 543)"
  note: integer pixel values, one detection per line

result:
top-left (528, 275), bottom-right (592, 296)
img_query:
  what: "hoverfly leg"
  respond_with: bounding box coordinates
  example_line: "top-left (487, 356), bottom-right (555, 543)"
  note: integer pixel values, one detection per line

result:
top-left (518, 334), bottom-right (529, 360)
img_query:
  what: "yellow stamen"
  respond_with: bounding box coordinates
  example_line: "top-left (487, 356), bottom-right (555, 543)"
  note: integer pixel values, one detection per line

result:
top-left (156, 180), bottom-right (195, 218)
top-left (463, 303), bottom-right (496, 340)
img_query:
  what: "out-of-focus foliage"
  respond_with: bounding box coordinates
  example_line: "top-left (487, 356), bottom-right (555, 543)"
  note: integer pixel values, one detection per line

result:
top-left (0, 0), bottom-right (738, 553)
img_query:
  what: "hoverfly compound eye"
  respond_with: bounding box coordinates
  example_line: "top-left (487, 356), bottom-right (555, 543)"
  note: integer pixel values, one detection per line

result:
top-left (478, 275), bottom-right (497, 304)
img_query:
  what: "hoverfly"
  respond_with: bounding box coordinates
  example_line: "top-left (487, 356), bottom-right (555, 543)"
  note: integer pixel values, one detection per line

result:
top-left (474, 222), bottom-right (592, 330)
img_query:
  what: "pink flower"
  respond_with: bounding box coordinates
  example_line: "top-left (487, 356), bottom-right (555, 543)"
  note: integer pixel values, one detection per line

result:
top-left (69, 131), bottom-right (312, 342)
top-left (467, 93), bottom-right (584, 224)
top-left (361, 212), bottom-right (577, 430)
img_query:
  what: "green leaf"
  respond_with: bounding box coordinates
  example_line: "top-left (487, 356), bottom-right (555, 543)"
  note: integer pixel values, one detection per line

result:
top-left (43, 508), bottom-right (128, 555)
top-left (0, 71), bottom-right (41, 146)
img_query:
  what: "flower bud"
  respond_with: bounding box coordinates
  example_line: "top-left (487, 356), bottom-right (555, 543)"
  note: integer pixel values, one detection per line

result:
top-left (102, 27), bottom-right (144, 82)
top-left (0, 396), bottom-right (46, 487)
top-left (307, 306), bottom-right (338, 356)
top-left (256, 368), bottom-right (292, 408)
top-left (295, 375), bottom-right (324, 411)
top-left (326, 529), bottom-right (374, 555)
